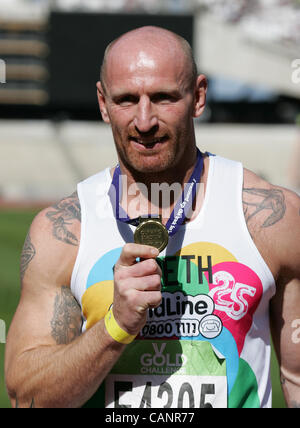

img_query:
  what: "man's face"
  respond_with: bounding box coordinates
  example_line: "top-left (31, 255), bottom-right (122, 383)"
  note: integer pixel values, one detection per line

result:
top-left (98, 41), bottom-right (202, 174)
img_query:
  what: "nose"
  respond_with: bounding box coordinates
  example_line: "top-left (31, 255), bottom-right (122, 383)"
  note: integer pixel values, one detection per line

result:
top-left (133, 95), bottom-right (158, 134)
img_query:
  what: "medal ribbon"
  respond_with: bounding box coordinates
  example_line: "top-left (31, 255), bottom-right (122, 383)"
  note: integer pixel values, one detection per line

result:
top-left (108, 148), bottom-right (203, 237)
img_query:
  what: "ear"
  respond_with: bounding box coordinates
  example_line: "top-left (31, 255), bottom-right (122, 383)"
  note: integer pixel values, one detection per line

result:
top-left (193, 74), bottom-right (208, 118)
top-left (96, 81), bottom-right (110, 124)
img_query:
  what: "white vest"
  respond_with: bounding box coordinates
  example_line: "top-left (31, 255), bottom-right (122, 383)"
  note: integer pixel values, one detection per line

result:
top-left (71, 154), bottom-right (275, 408)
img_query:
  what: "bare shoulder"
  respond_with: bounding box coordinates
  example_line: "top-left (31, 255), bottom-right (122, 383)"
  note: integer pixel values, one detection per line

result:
top-left (6, 192), bottom-right (83, 368)
top-left (21, 191), bottom-right (81, 290)
top-left (243, 168), bottom-right (300, 278)
top-left (44, 191), bottom-right (81, 246)
top-left (243, 168), bottom-right (300, 229)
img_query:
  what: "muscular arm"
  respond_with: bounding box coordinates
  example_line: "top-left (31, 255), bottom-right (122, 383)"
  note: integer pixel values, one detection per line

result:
top-left (270, 276), bottom-right (300, 408)
top-left (7, 285), bottom-right (125, 408)
top-left (243, 170), bottom-right (300, 408)
top-left (5, 193), bottom-right (126, 408)
top-left (269, 192), bottom-right (300, 408)
top-left (5, 192), bottom-right (162, 408)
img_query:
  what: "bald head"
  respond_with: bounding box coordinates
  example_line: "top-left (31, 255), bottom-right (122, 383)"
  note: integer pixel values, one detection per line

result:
top-left (100, 26), bottom-right (198, 94)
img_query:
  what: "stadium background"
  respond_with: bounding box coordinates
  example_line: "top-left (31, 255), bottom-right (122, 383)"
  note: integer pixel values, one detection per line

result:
top-left (1, 0), bottom-right (300, 408)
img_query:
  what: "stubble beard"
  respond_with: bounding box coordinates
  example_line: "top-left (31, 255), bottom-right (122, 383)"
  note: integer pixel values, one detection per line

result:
top-left (113, 123), bottom-right (195, 183)
top-left (116, 140), bottom-right (181, 181)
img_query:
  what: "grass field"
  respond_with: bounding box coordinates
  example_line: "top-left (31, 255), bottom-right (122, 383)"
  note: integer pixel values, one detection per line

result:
top-left (0, 208), bottom-right (287, 408)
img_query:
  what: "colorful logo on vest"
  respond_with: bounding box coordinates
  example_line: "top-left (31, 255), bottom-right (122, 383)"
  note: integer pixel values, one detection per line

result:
top-left (82, 242), bottom-right (262, 408)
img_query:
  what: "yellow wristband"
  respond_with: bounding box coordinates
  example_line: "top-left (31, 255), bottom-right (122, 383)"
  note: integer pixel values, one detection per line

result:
top-left (104, 307), bottom-right (136, 345)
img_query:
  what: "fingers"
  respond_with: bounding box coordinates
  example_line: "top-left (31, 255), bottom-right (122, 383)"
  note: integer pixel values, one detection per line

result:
top-left (115, 259), bottom-right (162, 295)
top-left (130, 290), bottom-right (163, 313)
top-left (115, 243), bottom-right (159, 269)
top-left (115, 257), bottom-right (162, 281)
top-left (121, 272), bottom-right (162, 292)
top-left (111, 243), bottom-right (162, 335)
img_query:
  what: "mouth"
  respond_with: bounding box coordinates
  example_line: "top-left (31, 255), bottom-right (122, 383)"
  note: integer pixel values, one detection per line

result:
top-left (129, 135), bottom-right (168, 149)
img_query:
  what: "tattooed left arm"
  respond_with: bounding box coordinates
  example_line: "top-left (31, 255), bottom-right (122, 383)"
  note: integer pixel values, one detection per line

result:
top-left (268, 189), bottom-right (300, 408)
top-left (243, 168), bottom-right (300, 407)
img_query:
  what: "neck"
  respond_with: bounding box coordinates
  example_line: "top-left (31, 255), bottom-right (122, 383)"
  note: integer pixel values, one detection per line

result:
top-left (117, 147), bottom-right (200, 220)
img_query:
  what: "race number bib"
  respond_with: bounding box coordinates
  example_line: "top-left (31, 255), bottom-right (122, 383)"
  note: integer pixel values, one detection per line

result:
top-left (105, 340), bottom-right (227, 408)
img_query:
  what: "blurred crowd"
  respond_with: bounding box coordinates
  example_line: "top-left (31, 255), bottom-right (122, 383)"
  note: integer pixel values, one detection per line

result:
top-left (198, 0), bottom-right (300, 44)
top-left (1, 0), bottom-right (299, 46)
top-left (0, 0), bottom-right (197, 19)
top-left (52, 0), bottom-right (196, 14)
top-left (199, 0), bottom-right (300, 45)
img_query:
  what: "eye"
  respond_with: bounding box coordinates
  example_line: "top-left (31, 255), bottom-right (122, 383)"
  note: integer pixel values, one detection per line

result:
top-left (115, 95), bottom-right (138, 107)
top-left (152, 93), bottom-right (178, 104)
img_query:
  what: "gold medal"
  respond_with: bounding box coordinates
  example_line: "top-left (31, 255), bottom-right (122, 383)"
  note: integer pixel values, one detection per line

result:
top-left (134, 216), bottom-right (169, 253)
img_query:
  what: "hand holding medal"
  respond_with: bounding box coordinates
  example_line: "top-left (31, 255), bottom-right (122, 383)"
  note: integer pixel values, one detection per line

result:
top-left (106, 149), bottom-right (203, 343)
top-left (108, 243), bottom-right (163, 341)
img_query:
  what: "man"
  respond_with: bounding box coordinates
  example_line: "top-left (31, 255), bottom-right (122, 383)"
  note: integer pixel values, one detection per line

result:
top-left (5, 26), bottom-right (300, 408)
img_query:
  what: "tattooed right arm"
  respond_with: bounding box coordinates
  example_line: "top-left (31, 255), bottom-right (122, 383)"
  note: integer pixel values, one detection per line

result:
top-left (20, 232), bottom-right (36, 283)
top-left (19, 192), bottom-right (80, 288)
top-left (46, 191), bottom-right (81, 246)
top-left (5, 199), bottom-right (125, 408)
top-left (51, 286), bottom-right (82, 345)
